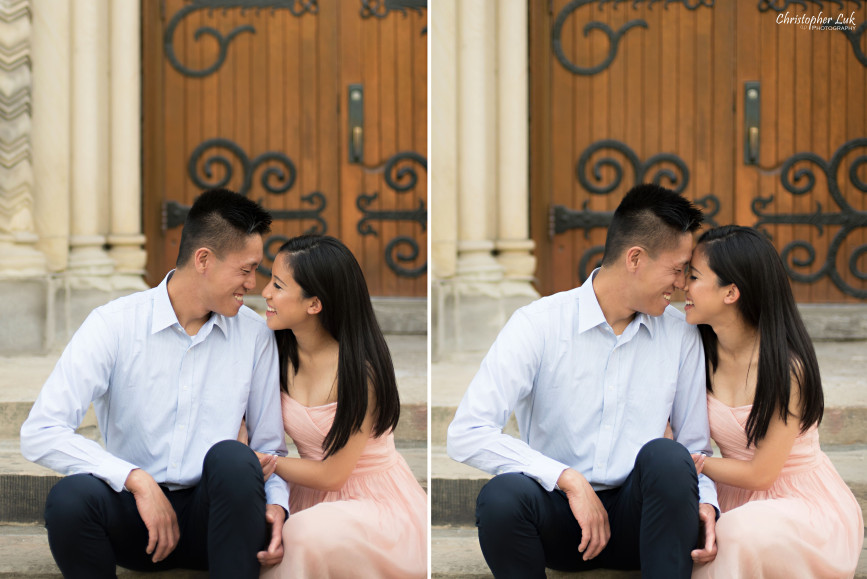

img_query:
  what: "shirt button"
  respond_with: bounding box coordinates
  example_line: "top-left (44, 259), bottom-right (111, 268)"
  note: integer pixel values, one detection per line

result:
top-left (604, 425), bottom-right (611, 430)
top-left (596, 463), bottom-right (603, 468)
top-left (178, 425), bottom-right (185, 430)
top-left (172, 462), bottom-right (177, 468)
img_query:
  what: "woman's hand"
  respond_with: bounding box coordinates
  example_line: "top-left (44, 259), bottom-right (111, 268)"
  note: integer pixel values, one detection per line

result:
top-left (255, 451), bottom-right (278, 481)
top-left (691, 453), bottom-right (706, 475)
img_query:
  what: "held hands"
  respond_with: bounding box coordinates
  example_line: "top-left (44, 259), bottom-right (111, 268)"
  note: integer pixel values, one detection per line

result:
top-left (691, 453), bottom-right (706, 475)
top-left (125, 469), bottom-right (181, 563)
top-left (558, 469), bottom-right (611, 561)
top-left (255, 451), bottom-right (278, 481)
top-left (691, 503), bottom-right (718, 564)
top-left (257, 504), bottom-right (286, 566)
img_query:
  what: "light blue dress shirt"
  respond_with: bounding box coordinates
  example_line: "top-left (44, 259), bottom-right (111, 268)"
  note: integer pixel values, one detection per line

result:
top-left (448, 271), bottom-right (718, 509)
top-left (21, 272), bottom-right (289, 511)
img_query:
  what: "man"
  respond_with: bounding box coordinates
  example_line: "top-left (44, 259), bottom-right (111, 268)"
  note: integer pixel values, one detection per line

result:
top-left (21, 189), bottom-right (289, 578)
top-left (448, 184), bottom-right (719, 578)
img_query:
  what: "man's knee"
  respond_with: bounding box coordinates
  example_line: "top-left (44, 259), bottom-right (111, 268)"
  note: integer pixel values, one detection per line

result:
top-left (204, 440), bottom-right (260, 477)
top-left (45, 474), bottom-right (111, 529)
top-left (635, 438), bottom-right (697, 498)
top-left (476, 473), bottom-right (541, 526)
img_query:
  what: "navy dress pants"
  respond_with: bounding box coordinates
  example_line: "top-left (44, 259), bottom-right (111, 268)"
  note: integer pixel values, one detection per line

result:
top-left (43, 440), bottom-right (267, 579)
top-left (476, 438), bottom-right (700, 579)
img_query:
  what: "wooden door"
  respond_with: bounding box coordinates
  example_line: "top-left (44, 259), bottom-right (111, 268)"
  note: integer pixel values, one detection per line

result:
top-left (531, 0), bottom-right (867, 302)
top-left (143, 0), bottom-right (427, 297)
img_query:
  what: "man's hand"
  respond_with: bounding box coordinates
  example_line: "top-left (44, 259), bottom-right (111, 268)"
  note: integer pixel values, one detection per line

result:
top-left (125, 469), bottom-right (180, 563)
top-left (257, 504), bottom-right (286, 566)
top-left (254, 451), bottom-right (277, 481)
top-left (691, 503), bottom-right (718, 565)
top-left (558, 469), bottom-right (610, 561)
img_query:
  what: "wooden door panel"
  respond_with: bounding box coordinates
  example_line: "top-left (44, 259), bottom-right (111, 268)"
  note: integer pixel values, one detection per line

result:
top-left (532, 0), bottom-right (867, 302)
top-left (538, 0), bottom-right (734, 296)
top-left (143, 0), bottom-right (427, 297)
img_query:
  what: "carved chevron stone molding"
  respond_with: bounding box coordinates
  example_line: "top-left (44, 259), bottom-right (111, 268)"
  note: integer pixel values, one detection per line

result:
top-left (0, 0), bottom-right (34, 239)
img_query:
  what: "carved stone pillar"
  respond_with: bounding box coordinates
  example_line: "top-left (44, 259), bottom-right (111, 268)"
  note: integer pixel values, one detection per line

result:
top-left (0, 0), bottom-right (47, 276)
top-left (495, 0), bottom-right (536, 295)
top-left (68, 0), bottom-right (114, 279)
top-left (455, 0), bottom-right (502, 285)
top-left (107, 0), bottom-right (146, 280)
top-left (31, 0), bottom-right (70, 272)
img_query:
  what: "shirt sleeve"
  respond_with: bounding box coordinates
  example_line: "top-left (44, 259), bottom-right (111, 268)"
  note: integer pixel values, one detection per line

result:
top-left (19, 309), bottom-right (139, 492)
top-left (670, 324), bottom-right (719, 511)
top-left (244, 326), bottom-right (290, 512)
top-left (447, 308), bottom-right (570, 491)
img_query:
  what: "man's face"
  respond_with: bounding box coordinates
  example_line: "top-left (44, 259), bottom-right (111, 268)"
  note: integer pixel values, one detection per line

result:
top-left (632, 232), bottom-right (693, 317)
top-left (202, 234), bottom-right (264, 317)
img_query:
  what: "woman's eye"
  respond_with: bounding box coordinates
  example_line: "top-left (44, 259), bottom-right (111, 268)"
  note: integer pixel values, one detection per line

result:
top-left (689, 275), bottom-right (697, 280)
top-left (274, 283), bottom-right (282, 290)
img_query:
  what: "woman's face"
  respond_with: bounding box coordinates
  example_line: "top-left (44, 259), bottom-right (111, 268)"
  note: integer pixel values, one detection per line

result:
top-left (683, 247), bottom-right (729, 326)
top-left (261, 255), bottom-right (317, 331)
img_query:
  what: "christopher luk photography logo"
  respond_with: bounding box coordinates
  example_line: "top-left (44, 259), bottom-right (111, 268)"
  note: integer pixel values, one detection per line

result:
top-left (776, 10), bottom-right (857, 31)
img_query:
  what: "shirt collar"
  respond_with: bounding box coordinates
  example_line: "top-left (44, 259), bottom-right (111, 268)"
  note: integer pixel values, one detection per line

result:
top-left (577, 269), bottom-right (655, 338)
top-left (150, 270), bottom-right (228, 337)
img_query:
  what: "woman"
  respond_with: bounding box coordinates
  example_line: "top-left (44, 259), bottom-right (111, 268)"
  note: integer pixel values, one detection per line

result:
top-left (685, 225), bottom-right (862, 578)
top-left (257, 235), bottom-right (427, 578)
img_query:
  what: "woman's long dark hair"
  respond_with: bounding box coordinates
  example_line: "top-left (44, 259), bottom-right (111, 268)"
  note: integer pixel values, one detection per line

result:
top-left (696, 225), bottom-right (823, 447)
top-left (273, 235), bottom-right (400, 457)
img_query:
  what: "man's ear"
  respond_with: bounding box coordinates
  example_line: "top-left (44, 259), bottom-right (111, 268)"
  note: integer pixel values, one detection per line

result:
top-left (625, 246), bottom-right (644, 273)
top-left (193, 247), bottom-right (212, 274)
top-left (308, 297), bottom-right (323, 315)
top-left (723, 283), bottom-right (740, 305)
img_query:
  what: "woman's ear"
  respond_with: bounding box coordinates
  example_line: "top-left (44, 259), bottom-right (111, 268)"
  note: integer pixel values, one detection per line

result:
top-left (723, 283), bottom-right (741, 305)
top-left (308, 297), bottom-right (323, 315)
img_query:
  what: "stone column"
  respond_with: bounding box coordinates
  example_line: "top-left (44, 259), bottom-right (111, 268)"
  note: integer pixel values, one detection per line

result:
top-left (431, 0), bottom-right (458, 281)
top-left (0, 0), bottom-right (47, 276)
top-left (495, 0), bottom-right (537, 295)
top-left (107, 0), bottom-right (146, 282)
top-left (31, 0), bottom-right (70, 272)
top-left (68, 0), bottom-right (114, 279)
top-left (455, 0), bottom-right (502, 285)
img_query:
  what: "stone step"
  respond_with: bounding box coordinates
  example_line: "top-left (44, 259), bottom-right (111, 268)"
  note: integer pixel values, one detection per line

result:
top-left (431, 340), bottom-right (867, 447)
top-left (0, 333), bottom-right (427, 442)
top-left (431, 526), bottom-right (867, 579)
top-left (0, 524), bottom-right (209, 578)
top-left (430, 444), bottom-right (867, 527)
top-left (0, 439), bottom-right (427, 525)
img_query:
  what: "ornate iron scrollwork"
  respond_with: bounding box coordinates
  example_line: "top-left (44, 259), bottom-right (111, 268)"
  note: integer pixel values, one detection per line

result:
top-left (757, 1), bottom-right (866, 67)
top-left (752, 138), bottom-right (867, 298)
top-left (165, 0), bottom-right (318, 78)
top-left (552, 0), bottom-right (714, 76)
top-left (356, 151), bottom-right (427, 278)
top-left (552, 139), bottom-right (720, 281)
top-left (360, 0), bottom-right (427, 34)
top-left (360, 0), bottom-right (426, 18)
top-left (576, 139), bottom-right (690, 194)
top-left (188, 138), bottom-right (297, 197)
top-left (163, 137), bottom-right (327, 277)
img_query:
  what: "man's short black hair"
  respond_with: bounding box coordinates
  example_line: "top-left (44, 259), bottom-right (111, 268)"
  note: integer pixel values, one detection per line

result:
top-left (601, 183), bottom-right (704, 266)
top-left (176, 189), bottom-right (272, 267)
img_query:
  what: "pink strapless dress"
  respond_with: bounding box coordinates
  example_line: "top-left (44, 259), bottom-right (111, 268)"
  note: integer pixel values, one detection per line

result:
top-left (260, 393), bottom-right (427, 579)
top-left (693, 394), bottom-right (863, 579)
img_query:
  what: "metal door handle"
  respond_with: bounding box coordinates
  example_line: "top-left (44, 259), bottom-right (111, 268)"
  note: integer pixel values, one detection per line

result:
top-left (348, 84), bottom-right (364, 164)
top-left (748, 127), bottom-right (759, 164)
top-left (353, 126), bottom-right (362, 160)
top-left (744, 82), bottom-right (760, 165)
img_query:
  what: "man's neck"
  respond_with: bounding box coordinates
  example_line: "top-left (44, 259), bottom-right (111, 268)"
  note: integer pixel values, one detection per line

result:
top-left (166, 269), bottom-right (212, 336)
top-left (591, 268), bottom-right (638, 335)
